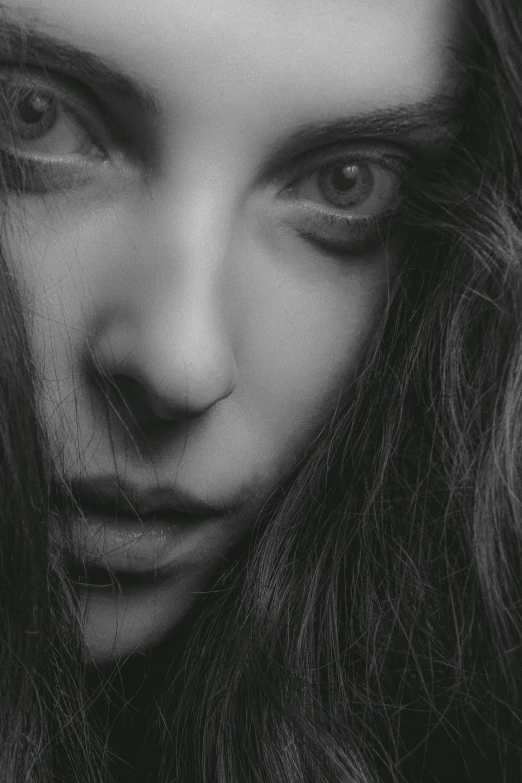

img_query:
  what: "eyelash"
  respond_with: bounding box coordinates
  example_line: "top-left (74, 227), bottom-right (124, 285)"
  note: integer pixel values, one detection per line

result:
top-left (0, 68), bottom-right (410, 257)
top-left (0, 66), bottom-right (112, 149)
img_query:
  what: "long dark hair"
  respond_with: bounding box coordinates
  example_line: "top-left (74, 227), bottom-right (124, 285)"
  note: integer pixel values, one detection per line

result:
top-left (0, 232), bottom-right (112, 779)
top-left (1, 0), bottom-right (521, 780)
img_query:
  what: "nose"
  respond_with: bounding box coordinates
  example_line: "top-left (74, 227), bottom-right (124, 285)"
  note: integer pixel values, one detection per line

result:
top-left (87, 267), bottom-right (238, 427)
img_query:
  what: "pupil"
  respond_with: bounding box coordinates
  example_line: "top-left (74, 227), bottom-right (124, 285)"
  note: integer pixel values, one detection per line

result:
top-left (330, 164), bottom-right (358, 193)
top-left (17, 92), bottom-right (52, 124)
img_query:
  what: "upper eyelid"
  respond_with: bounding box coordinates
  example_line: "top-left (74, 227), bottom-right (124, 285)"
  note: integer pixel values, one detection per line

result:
top-left (0, 64), bottom-right (101, 109)
top-left (270, 142), bottom-right (412, 189)
top-left (0, 64), bottom-right (122, 153)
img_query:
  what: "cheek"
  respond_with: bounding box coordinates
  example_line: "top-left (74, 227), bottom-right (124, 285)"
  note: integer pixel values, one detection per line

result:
top-left (1, 198), bottom-right (135, 447)
top-left (236, 246), bottom-right (389, 461)
top-left (3, 195), bottom-right (134, 359)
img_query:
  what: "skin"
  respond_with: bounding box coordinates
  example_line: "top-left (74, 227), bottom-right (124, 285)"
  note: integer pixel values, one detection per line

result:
top-left (1, 0), bottom-right (459, 661)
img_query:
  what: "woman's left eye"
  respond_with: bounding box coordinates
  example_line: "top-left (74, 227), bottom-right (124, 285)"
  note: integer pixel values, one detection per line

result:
top-left (279, 150), bottom-right (410, 257)
top-left (288, 159), bottom-right (400, 216)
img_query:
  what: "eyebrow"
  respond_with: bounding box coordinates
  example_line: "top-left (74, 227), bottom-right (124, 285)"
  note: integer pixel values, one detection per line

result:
top-left (262, 95), bottom-right (463, 178)
top-left (0, 12), bottom-right (464, 162)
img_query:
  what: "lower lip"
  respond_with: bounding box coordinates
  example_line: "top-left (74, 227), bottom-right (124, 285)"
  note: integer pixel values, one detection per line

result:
top-left (71, 511), bottom-right (216, 579)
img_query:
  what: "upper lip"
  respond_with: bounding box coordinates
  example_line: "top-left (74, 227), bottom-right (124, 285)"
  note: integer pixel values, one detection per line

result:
top-left (68, 476), bottom-right (225, 520)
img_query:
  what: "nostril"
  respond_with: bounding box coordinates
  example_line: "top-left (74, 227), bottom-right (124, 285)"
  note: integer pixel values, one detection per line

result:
top-left (97, 372), bottom-right (201, 428)
top-left (101, 374), bottom-right (159, 426)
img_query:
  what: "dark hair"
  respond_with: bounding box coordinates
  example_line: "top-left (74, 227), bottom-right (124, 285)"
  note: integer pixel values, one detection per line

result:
top-left (0, 233), bottom-right (112, 779)
top-left (1, 0), bottom-right (521, 780)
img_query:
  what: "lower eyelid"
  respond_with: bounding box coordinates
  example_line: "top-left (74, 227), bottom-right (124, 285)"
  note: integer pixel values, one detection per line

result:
top-left (287, 204), bottom-right (400, 257)
top-left (0, 147), bottom-right (135, 194)
top-left (0, 149), bottom-right (106, 191)
top-left (304, 210), bottom-right (393, 236)
top-left (276, 196), bottom-right (393, 224)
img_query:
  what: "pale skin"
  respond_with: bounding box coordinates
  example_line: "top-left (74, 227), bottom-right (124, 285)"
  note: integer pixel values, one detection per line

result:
top-left (1, 0), bottom-right (460, 661)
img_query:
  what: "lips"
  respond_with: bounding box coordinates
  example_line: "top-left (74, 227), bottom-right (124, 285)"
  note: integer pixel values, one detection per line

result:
top-left (67, 476), bottom-right (227, 581)
top-left (68, 475), bottom-right (225, 520)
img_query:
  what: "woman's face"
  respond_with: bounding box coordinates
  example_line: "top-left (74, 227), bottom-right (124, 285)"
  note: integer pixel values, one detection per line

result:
top-left (2, 0), bottom-right (459, 660)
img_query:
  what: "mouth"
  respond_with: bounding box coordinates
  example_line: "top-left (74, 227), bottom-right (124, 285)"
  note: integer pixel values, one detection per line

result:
top-left (66, 476), bottom-right (227, 586)
top-left (68, 475), bottom-right (224, 519)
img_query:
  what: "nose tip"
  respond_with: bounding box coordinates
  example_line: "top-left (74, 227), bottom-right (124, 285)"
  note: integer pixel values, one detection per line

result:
top-left (87, 309), bottom-right (237, 426)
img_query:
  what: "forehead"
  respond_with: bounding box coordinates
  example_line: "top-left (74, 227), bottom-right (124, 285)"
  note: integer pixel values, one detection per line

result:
top-left (3, 0), bottom-right (460, 127)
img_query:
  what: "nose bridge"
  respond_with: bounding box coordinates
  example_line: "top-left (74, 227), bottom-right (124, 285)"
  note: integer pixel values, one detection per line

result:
top-left (89, 167), bottom-right (243, 421)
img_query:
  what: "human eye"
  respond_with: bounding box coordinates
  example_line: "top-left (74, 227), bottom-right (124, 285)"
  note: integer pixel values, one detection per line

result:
top-left (0, 67), bottom-right (120, 193)
top-left (277, 144), bottom-right (411, 257)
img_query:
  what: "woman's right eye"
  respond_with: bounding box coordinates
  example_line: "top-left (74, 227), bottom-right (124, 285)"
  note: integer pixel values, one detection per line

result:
top-left (0, 78), bottom-right (103, 159)
top-left (0, 69), bottom-right (119, 191)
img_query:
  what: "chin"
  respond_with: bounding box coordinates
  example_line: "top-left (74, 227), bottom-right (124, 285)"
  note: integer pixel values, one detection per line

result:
top-left (81, 570), bottom-right (208, 663)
